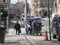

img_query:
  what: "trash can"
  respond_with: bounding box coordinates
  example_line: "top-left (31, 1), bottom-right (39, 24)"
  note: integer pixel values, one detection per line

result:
top-left (0, 27), bottom-right (6, 43)
top-left (32, 21), bottom-right (42, 35)
top-left (34, 22), bottom-right (42, 33)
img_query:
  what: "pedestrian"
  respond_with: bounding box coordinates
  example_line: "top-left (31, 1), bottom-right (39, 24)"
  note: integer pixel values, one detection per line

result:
top-left (14, 21), bottom-right (21, 35)
top-left (27, 23), bottom-right (31, 35)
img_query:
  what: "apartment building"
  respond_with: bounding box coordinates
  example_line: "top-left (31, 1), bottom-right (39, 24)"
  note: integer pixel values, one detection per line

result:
top-left (0, 0), bottom-right (10, 9)
top-left (31, 0), bottom-right (55, 16)
top-left (32, 0), bottom-right (48, 15)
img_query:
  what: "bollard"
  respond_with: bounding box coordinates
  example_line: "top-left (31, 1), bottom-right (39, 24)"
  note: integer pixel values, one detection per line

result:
top-left (44, 30), bottom-right (48, 41)
top-left (0, 27), bottom-right (6, 43)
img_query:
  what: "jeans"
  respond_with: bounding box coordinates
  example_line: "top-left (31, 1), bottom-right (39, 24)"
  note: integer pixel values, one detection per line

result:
top-left (16, 30), bottom-right (20, 35)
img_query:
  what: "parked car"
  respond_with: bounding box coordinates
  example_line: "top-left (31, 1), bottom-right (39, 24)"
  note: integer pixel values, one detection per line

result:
top-left (52, 15), bottom-right (60, 41)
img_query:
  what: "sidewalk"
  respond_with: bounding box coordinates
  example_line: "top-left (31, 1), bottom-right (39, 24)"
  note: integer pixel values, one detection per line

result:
top-left (4, 35), bottom-right (31, 45)
top-left (5, 34), bottom-right (58, 45)
top-left (6, 28), bottom-right (26, 35)
top-left (4, 26), bottom-right (58, 45)
top-left (26, 35), bottom-right (58, 45)
top-left (5, 33), bottom-right (58, 45)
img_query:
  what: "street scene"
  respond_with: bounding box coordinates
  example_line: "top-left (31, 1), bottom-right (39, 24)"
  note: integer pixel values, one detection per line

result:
top-left (4, 18), bottom-right (57, 45)
top-left (0, 0), bottom-right (60, 45)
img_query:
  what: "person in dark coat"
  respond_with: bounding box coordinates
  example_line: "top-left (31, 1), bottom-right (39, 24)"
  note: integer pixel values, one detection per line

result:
top-left (14, 21), bottom-right (21, 35)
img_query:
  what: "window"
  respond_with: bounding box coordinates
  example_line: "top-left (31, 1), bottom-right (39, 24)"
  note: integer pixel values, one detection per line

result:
top-left (0, 5), bottom-right (4, 8)
top-left (3, 0), bottom-right (5, 2)
top-left (34, 0), bottom-right (37, 2)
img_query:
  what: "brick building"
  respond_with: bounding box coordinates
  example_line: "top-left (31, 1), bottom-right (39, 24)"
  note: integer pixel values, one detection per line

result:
top-left (31, 0), bottom-right (56, 17)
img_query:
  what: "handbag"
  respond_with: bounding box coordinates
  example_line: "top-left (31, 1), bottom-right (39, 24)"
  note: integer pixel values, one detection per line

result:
top-left (19, 29), bottom-right (21, 33)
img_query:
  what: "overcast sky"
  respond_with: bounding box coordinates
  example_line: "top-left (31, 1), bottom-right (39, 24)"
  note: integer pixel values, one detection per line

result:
top-left (10, 0), bottom-right (31, 4)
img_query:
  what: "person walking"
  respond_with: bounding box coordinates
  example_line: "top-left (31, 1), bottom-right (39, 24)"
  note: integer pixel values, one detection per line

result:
top-left (27, 23), bottom-right (31, 35)
top-left (14, 21), bottom-right (21, 35)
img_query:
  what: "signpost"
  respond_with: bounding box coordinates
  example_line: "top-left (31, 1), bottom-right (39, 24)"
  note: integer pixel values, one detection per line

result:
top-left (48, 0), bottom-right (51, 40)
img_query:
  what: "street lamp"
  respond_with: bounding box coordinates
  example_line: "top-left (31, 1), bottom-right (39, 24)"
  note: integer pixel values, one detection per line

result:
top-left (48, 0), bottom-right (51, 40)
top-left (38, 8), bottom-right (40, 15)
top-left (38, 0), bottom-right (40, 15)
top-left (25, 0), bottom-right (27, 34)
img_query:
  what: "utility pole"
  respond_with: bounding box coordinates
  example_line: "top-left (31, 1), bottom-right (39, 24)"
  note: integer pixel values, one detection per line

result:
top-left (0, 10), bottom-right (1, 26)
top-left (25, 0), bottom-right (27, 17)
top-left (6, 1), bottom-right (10, 33)
top-left (57, 0), bottom-right (59, 13)
top-left (48, 0), bottom-right (51, 40)
top-left (25, 0), bottom-right (27, 34)
top-left (38, 0), bottom-right (40, 15)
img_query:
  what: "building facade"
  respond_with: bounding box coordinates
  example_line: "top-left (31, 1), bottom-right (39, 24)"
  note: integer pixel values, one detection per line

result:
top-left (31, 0), bottom-right (56, 17)
top-left (31, 0), bottom-right (38, 15)
top-left (0, 0), bottom-right (10, 9)
top-left (31, 0), bottom-right (48, 15)
top-left (52, 0), bottom-right (59, 17)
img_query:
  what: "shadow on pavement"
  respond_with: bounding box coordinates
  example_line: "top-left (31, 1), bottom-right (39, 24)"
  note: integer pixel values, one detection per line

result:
top-left (0, 42), bottom-right (20, 45)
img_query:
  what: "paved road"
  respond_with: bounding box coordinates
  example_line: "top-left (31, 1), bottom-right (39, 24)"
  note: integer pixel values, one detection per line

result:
top-left (4, 35), bottom-right (32, 45)
top-left (1, 35), bottom-right (58, 45)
